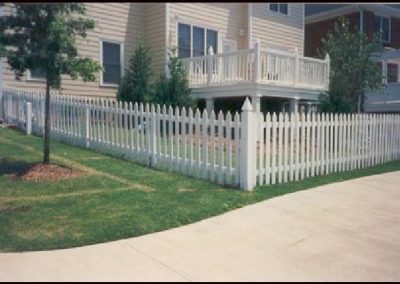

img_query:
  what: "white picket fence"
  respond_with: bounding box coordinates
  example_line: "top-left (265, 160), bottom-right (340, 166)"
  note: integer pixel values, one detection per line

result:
top-left (1, 88), bottom-right (241, 186)
top-left (1, 87), bottom-right (400, 190)
top-left (255, 111), bottom-right (400, 187)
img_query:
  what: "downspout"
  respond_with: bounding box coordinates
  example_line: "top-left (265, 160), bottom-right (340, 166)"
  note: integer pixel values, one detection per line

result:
top-left (165, 3), bottom-right (170, 77)
top-left (358, 5), bottom-right (364, 113)
top-left (248, 3), bottom-right (252, 49)
top-left (0, 4), bottom-right (4, 120)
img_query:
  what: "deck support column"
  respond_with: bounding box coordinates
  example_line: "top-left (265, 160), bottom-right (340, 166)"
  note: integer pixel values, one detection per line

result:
top-left (206, 98), bottom-right (214, 114)
top-left (289, 98), bottom-right (299, 113)
top-left (251, 96), bottom-right (261, 113)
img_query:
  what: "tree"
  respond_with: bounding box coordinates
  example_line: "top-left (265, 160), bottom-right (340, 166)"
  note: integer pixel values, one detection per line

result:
top-left (153, 50), bottom-right (195, 109)
top-left (117, 43), bottom-right (154, 103)
top-left (0, 4), bottom-right (101, 164)
top-left (318, 17), bottom-right (384, 113)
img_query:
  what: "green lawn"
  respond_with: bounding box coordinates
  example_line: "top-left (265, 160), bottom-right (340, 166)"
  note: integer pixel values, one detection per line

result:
top-left (0, 126), bottom-right (399, 252)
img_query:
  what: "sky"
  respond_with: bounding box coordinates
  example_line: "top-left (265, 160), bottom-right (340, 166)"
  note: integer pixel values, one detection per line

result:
top-left (305, 4), bottom-right (400, 16)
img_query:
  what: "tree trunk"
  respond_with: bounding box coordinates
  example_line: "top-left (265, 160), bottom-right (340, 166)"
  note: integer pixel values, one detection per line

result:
top-left (43, 78), bottom-right (51, 164)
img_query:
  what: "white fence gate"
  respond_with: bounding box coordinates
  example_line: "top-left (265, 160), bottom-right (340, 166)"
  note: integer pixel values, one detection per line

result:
top-left (1, 87), bottom-right (400, 190)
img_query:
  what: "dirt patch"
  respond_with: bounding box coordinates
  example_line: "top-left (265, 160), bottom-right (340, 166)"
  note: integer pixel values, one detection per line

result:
top-left (0, 205), bottom-right (31, 214)
top-left (10, 163), bottom-right (83, 182)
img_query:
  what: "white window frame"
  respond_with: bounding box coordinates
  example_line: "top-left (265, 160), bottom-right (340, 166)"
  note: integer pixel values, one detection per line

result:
top-left (176, 21), bottom-right (220, 58)
top-left (268, 3), bottom-right (290, 16)
top-left (374, 14), bottom-right (391, 44)
top-left (26, 69), bottom-right (46, 82)
top-left (99, 38), bottom-right (124, 87)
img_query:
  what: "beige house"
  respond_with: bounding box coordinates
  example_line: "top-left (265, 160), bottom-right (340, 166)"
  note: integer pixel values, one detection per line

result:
top-left (0, 3), bottom-right (330, 112)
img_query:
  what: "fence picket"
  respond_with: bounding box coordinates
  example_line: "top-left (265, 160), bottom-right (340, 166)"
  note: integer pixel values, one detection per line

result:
top-left (226, 112), bottom-right (233, 185)
top-left (271, 112), bottom-right (277, 184)
top-left (202, 110), bottom-right (209, 180)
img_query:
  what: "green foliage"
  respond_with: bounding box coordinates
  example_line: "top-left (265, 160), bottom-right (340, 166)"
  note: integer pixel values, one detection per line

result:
top-left (153, 50), bottom-right (195, 109)
top-left (117, 43), bottom-right (154, 103)
top-left (318, 17), bottom-right (384, 113)
top-left (0, 4), bottom-right (101, 89)
top-left (0, 4), bottom-right (101, 164)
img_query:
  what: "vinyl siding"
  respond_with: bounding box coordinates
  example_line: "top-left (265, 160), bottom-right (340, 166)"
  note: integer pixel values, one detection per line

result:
top-left (2, 3), bottom-right (144, 97)
top-left (251, 3), bottom-right (304, 54)
top-left (144, 3), bottom-right (166, 75)
top-left (168, 3), bottom-right (248, 54)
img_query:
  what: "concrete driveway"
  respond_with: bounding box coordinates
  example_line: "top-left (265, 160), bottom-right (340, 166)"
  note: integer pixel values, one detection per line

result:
top-left (1, 171), bottom-right (400, 282)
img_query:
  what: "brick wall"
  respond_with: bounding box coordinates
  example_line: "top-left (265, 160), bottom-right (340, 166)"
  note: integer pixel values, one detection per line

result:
top-left (364, 11), bottom-right (400, 49)
top-left (305, 11), bottom-right (400, 58)
top-left (305, 12), bottom-right (359, 57)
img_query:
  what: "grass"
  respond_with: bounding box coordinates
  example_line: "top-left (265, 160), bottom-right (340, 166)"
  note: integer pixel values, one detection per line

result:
top-left (0, 126), bottom-right (399, 252)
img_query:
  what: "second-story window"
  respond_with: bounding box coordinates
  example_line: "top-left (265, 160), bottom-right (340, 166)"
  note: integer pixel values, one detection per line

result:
top-left (269, 3), bottom-right (288, 15)
top-left (101, 40), bottom-right (123, 86)
top-left (178, 23), bottom-right (218, 58)
top-left (374, 15), bottom-right (390, 43)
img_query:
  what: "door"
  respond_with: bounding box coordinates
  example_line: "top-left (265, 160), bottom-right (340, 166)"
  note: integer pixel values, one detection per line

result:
top-left (222, 40), bottom-right (237, 81)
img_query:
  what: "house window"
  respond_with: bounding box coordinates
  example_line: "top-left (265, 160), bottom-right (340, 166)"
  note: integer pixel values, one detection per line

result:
top-left (269, 3), bottom-right (288, 15)
top-left (193, 26), bottom-right (205, 57)
top-left (101, 40), bottom-right (123, 85)
top-left (177, 23), bottom-right (218, 58)
top-left (373, 15), bottom-right (390, 43)
top-left (27, 68), bottom-right (46, 81)
top-left (387, 63), bottom-right (398, 83)
top-left (178, 23), bottom-right (191, 58)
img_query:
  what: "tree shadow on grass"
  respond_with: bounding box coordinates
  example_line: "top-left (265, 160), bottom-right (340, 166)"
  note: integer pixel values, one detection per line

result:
top-left (0, 158), bottom-right (34, 176)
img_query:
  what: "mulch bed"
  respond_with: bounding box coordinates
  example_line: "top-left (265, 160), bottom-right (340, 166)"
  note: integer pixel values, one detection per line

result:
top-left (10, 163), bottom-right (83, 182)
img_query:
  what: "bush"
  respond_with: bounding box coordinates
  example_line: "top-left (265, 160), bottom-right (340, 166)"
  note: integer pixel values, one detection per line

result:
top-left (117, 43), bottom-right (153, 103)
top-left (153, 51), bottom-right (195, 109)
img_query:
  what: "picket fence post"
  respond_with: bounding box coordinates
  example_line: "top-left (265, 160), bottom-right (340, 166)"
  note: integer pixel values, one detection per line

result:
top-left (240, 97), bottom-right (256, 191)
top-left (25, 101), bottom-right (32, 135)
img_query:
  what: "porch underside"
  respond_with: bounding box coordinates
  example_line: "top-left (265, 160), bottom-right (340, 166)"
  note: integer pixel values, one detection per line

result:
top-left (191, 82), bottom-right (325, 101)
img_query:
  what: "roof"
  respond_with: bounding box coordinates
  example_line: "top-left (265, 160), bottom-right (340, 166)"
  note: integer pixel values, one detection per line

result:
top-left (305, 4), bottom-right (400, 24)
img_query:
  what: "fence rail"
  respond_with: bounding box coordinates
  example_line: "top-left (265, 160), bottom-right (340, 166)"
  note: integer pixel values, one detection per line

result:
top-left (1, 88), bottom-right (400, 190)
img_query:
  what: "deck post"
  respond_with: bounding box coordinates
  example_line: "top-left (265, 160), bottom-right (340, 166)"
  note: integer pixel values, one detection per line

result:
top-left (294, 47), bottom-right (299, 87)
top-left (382, 59), bottom-right (387, 85)
top-left (289, 97), bottom-right (299, 113)
top-left (251, 96), bottom-right (261, 113)
top-left (240, 97), bottom-right (256, 191)
top-left (253, 39), bottom-right (261, 83)
top-left (325, 53), bottom-right (330, 89)
top-left (206, 98), bottom-right (214, 114)
top-left (207, 46), bottom-right (214, 86)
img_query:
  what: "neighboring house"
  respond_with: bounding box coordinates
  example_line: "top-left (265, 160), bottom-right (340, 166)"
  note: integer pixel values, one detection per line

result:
top-left (0, 3), bottom-right (330, 113)
top-left (305, 4), bottom-right (400, 113)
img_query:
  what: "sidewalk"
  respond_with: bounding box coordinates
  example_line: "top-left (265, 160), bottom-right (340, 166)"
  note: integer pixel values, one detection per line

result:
top-left (1, 171), bottom-right (400, 282)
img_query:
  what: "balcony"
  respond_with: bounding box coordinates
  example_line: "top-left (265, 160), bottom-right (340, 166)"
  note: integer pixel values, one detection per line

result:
top-left (181, 43), bottom-right (330, 95)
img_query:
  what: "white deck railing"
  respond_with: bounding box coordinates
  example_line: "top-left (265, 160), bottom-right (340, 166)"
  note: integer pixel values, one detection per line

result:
top-left (182, 42), bottom-right (330, 91)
